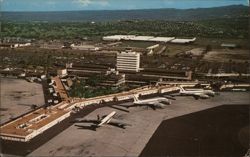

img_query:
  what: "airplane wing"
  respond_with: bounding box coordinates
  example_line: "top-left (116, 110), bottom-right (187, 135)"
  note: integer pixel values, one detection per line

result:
top-left (146, 102), bottom-right (163, 110)
top-left (108, 120), bottom-right (131, 129)
top-left (193, 93), bottom-right (209, 99)
top-left (151, 102), bottom-right (166, 109)
top-left (147, 101), bottom-right (157, 105)
top-left (193, 93), bottom-right (202, 96)
top-left (137, 102), bottom-right (164, 110)
top-left (97, 111), bottom-right (116, 126)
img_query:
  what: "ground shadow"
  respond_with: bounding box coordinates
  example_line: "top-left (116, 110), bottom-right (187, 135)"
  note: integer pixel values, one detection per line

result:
top-left (140, 104), bottom-right (250, 157)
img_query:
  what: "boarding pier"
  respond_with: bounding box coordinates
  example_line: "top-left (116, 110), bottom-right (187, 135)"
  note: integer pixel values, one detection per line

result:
top-left (1, 77), bottom-right (182, 142)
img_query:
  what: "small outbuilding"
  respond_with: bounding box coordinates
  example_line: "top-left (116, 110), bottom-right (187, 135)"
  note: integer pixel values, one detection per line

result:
top-left (221, 43), bottom-right (237, 49)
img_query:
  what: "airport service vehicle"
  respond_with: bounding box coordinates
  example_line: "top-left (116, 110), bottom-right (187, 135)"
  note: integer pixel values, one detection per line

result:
top-left (74, 111), bottom-right (130, 130)
top-left (124, 95), bottom-right (171, 110)
top-left (179, 86), bottom-right (216, 99)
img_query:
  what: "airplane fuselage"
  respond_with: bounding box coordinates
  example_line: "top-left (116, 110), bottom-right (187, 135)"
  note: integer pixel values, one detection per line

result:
top-left (203, 90), bottom-right (216, 96)
top-left (134, 97), bottom-right (171, 105)
top-left (97, 111), bottom-right (116, 126)
top-left (179, 89), bottom-right (215, 99)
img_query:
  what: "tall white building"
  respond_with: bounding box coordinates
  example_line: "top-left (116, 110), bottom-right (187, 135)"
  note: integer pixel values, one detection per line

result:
top-left (117, 52), bottom-right (140, 72)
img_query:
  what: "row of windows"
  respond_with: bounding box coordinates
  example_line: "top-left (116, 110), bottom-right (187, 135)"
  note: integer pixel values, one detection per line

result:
top-left (117, 63), bottom-right (139, 66)
top-left (117, 65), bottom-right (139, 68)
top-left (117, 59), bottom-right (139, 62)
top-left (117, 55), bottom-right (140, 57)
top-left (117, 67), bottom-right (139, 70)
top-left (117, 55), bottom-right (139, 58)
top-left (117, 57), bottom-right (139, 60)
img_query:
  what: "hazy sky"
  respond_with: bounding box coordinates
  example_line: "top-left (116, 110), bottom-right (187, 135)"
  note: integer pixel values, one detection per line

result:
top-left (1, 0), bottom-right (249, 11)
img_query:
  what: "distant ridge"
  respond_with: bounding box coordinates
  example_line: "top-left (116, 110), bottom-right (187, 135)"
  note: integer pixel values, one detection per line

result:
top-left (2, 5), bottom-right (248, 22)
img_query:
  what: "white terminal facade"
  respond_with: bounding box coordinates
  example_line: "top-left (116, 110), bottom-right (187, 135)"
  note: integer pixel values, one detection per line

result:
top-left (103, 35), bottom-right (196, 44)
top-left (117, 52), bottom-right (140, 72)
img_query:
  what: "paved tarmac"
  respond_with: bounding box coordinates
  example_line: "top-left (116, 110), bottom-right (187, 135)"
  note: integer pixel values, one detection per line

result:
top-left (140, 105), bottom-right (249, 157)
top-left (0, 78), bottom-right (45, 125)
top-left (28, 92), bottom-right (250, 156)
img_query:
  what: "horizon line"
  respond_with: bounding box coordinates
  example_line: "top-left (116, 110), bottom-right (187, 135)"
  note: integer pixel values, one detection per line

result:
top-left (2, 4), bottom-right (248, 13)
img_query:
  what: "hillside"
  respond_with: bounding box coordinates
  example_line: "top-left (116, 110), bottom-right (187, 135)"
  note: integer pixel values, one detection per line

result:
top-left (2, 5), bottom-right (249, 22)
top-left (1, 17), bottom-right (248, 39)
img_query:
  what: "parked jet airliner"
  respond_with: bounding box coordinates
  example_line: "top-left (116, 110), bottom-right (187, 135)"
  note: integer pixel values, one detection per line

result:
top-left (74, 111), bottom-right (130, 130)
top-left (123, 95), bottom-right (171, 110)
top-left (179, 86), bottom-right (216, 99)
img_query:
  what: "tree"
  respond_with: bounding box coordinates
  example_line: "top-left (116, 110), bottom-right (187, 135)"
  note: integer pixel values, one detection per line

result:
top-left (205, 45), bottom-right (212, 52)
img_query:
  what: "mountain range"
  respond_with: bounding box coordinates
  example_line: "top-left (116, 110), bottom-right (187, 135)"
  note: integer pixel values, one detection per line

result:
top-left (1, 5), bottom-right (249, 22)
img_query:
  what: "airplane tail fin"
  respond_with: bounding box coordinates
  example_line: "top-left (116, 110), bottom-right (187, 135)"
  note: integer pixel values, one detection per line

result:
top-left (132, 95), bottom-right (139, 102)
top-left (179, 86), bottom-right (185, 92)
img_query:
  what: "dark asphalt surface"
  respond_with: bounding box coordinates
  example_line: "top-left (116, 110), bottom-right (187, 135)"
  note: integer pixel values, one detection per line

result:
top-left (140, 104), bottom-right (250, 157)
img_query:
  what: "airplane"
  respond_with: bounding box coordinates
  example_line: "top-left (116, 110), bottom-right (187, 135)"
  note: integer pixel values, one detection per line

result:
top-left (74, 111), bottom-right (131, 130)
top-left (122, 95), bottom-right (171, 110)
top-left (178, 86), bottom-right (216, 99)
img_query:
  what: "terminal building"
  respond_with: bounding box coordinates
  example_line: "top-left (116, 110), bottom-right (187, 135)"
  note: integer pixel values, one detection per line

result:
top-left (102, 35), bottom-right (195, 44)
top-left (116, 52), bottom-right (141, 72)
top-left (100, 69), bottom-right (125, 87)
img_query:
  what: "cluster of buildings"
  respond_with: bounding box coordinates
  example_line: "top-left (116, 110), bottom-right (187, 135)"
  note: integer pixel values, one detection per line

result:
top-left (70, 43), bottom-right (100, 51)
top-left (65, 51), bottom-right (192, 88)
top-left (100, 69), bottom-right (126, 87)
top-left (103, 35), bottom-right (196, 44)
top-left (57, 51), bottom-right (141, 88)
top-left (0, 37), bottom-right (33, 49)
top-left (0, 43), bottom-right (31, 49)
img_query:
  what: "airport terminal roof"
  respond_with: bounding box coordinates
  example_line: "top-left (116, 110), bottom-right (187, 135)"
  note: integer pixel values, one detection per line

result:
top-left (103, 35), bottom-right (196, 43)
top-left (131, 36), bottom-right (155, 41)
top-left (170, 38), bottom-right (196, 44)
top-left (148, 37), bottom-right (175, 42)
top-left (53, 76), bottom-right (70, 101)
top-left (0, 103), bottom-right (69, 137)
top-left (103, 35), bottom-right (136, 40)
